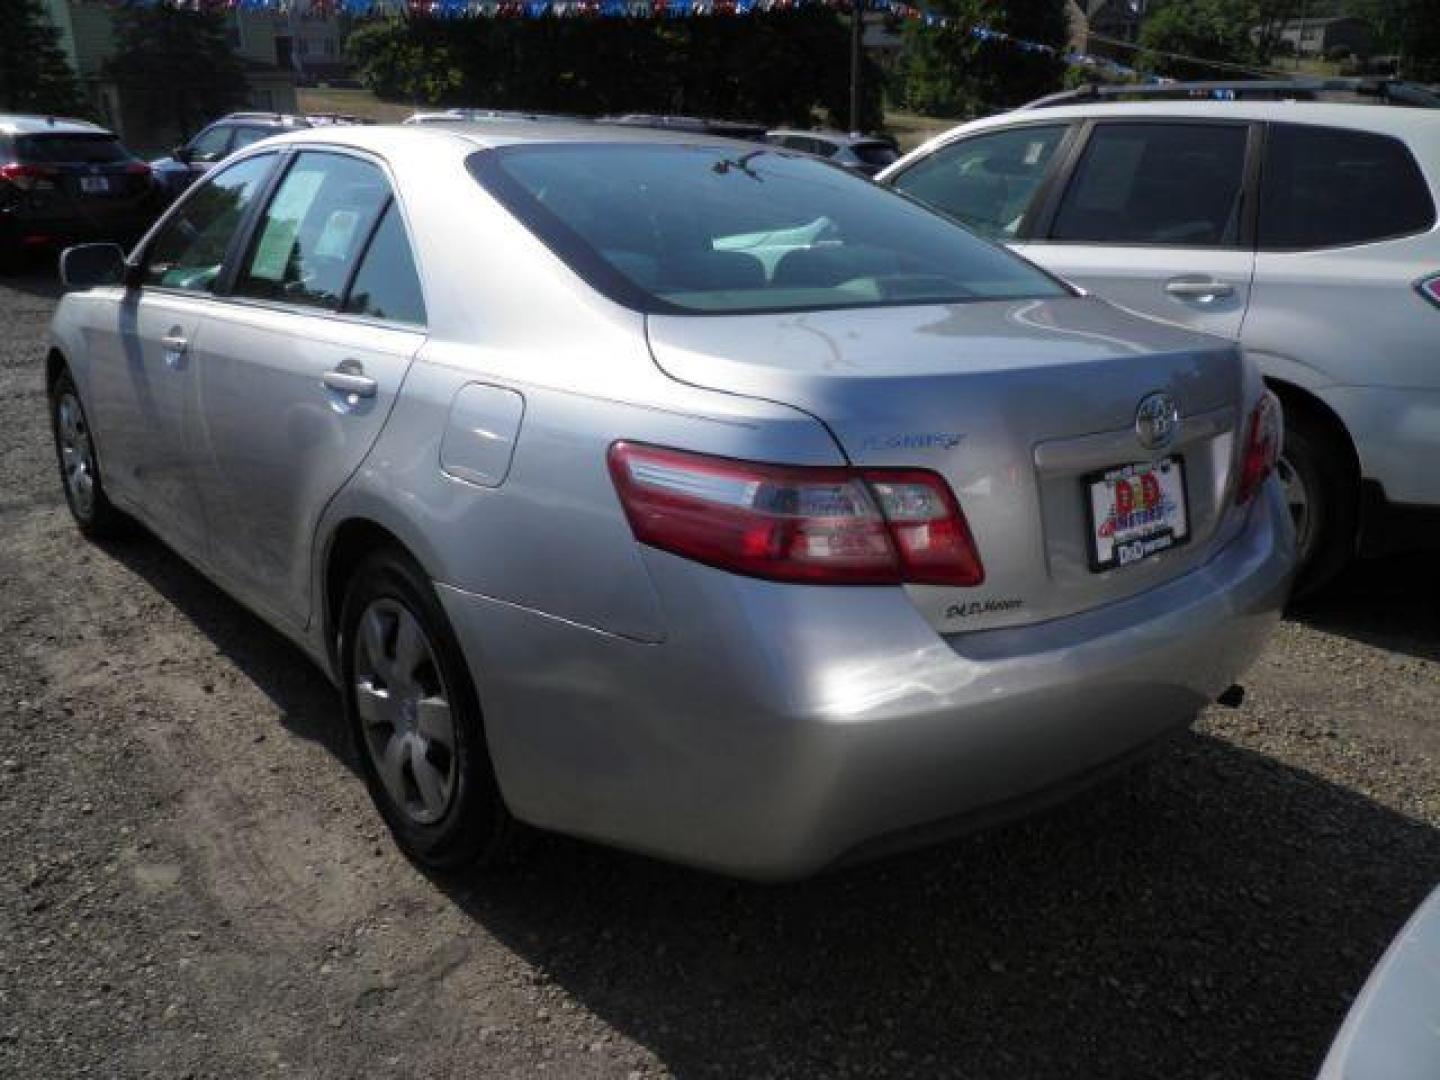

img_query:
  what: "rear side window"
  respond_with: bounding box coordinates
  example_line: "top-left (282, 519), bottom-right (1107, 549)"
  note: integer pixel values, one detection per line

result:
top-left (235, 151), bottom-right (391, 310)
top-left (1259, 124), bottom-right (1435, 249)
top-left (143, 153), bottom-right (277, 292)
top-left (852, 142), bottom-right (898, 168)
top-left (1050, 123), bottom-right (1249, 247)
top-left (889, 125), bottom-right (1067, 241)
top-left (342, 204), bottom-right (427, 326)
top-left (15, 134), bottom-right (127, 163)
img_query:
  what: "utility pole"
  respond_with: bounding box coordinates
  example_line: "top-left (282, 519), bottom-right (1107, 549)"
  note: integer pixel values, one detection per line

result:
top-left (849, 0), bottom-right (863, 134)
top-left (1294, 0), bottom-right (1308, 71)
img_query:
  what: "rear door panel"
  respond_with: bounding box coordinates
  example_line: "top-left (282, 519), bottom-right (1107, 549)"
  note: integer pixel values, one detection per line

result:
top-left (1017, 119), bottom-right (1259, 342)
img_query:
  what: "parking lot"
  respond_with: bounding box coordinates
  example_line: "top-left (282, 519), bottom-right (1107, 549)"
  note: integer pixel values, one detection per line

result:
top-left (1, 264), bottom-right (1438, 1078)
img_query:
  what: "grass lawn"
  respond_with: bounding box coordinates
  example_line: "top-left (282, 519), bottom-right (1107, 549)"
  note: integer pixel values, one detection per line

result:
top-left (884, 109), bottom-right (963, 151)
top-left (298, 87), bottom-right (417, 123)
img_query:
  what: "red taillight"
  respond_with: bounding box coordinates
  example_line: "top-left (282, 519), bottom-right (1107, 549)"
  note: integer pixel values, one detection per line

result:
top-left (1417, 274), bottom-right (1440, 309)
top-left (1236, 391), bottom-right (1283, 506)
top-left (124, 161), bottom-right (151, 178)
top-left (0, 163), bottom-right (58, 190)
top-left (607, 442), bottom-right (984, 587)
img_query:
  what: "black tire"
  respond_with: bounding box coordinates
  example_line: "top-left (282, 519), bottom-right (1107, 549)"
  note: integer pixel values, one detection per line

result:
top-left (338, 548), bottom-right (518, 871)
top-left (1280, 404), bottom-right (1357, 600)
top-left (49, 370), bottom-right (130, 539)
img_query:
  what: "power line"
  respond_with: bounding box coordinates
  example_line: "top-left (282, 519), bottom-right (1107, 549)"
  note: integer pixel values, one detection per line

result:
top-left (1086, 29), bottom-right (1294, 78)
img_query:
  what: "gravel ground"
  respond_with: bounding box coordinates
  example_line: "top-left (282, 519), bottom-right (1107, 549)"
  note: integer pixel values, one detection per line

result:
top-left (2, 266), bottom-right (1438, 1080)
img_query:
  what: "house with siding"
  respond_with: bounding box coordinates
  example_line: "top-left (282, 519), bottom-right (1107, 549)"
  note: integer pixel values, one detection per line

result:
top-left (40, 0), bottom-right (298, 149)
top-left (1068, 0), bottom-right (1146, 59)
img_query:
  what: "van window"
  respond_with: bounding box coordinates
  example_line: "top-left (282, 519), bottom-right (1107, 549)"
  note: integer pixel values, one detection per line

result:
top-left (1050, 123), bottom-right (1249, 247)
top-left (1259, 124), bottom-right (1435, 249)
top-left (889, 125), bottom-right (1067, 241)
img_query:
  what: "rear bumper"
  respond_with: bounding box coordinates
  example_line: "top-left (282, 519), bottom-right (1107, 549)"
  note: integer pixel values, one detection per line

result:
top-left (439, 478), bottom-right (1295, 880)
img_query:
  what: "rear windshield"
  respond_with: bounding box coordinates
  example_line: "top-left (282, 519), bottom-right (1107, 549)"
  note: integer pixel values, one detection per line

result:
top-left (15, 134), bottom-right (129, 164)
top-left (852, 141), bottom-right (899, 167)
top-left (470, 144), bottom-right (1068, 315)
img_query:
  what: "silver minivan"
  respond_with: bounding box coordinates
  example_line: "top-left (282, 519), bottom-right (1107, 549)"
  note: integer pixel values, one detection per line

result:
top-left (48, 122), bottom-right (1293, 879)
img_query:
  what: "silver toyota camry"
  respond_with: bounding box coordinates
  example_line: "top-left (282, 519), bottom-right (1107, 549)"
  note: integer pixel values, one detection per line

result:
top-left (46, 122), bottom-right (1295, 879)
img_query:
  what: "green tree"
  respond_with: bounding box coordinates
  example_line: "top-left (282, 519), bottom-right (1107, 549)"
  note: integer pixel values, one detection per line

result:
top-left (347, 11), bottom-right (883, 131)
top-left (896, 0), bottom-right (1070, 118)
top-left (0, 0), bottom-right (87, 116)
top-left (105, 3), bottom-right (248, 139)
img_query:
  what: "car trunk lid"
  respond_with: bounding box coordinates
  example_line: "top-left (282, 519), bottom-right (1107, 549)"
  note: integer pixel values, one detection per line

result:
top-left (646, 295), bottom-right (1247, 633)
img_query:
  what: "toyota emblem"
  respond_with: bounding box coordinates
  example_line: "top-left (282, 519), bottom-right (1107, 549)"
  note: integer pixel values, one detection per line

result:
top-left (1135, 392), bottom-right (1180, 451)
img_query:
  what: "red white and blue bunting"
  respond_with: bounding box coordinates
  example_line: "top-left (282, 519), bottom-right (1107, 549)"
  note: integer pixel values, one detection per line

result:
top-left (110, 0), bottom-right (1151, 79)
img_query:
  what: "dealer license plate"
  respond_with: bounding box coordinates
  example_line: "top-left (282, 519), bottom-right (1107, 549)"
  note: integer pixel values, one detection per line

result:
top-left (1086, 456), bottom-right (1189, 571)
top-left (79, 176), bottom-right (109, 194)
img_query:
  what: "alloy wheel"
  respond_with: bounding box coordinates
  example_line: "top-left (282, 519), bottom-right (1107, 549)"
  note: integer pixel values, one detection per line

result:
top-left (56, 392), bottom-right (97, 520)
top-left (1275, 453), bottom-right (1313, 561)
top-left (352, 598), bottom-right (459, 826)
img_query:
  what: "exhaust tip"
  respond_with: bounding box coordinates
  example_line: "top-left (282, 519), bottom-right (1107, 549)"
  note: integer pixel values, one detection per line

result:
top-left (1216, 684), bottom-right (1246, 709)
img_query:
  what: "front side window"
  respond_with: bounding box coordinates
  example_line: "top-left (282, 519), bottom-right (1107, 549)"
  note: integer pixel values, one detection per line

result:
top-left (889, 125), bottom-right (1067, 242)
top-left (471, 144), bottom-right (1068, 315)
top-left (234, 151), bottom-right (391, 310)
top-left (1259, 124), bottom-right (1435, 249)
top-left (143, 153), bottom-right (277, 292)
top-left (188, 125), bottom-right (233, 163)
top-left (1049, 123), bottom-right (1249, 247)
top-left (341, 203), bottom-right (427, 326)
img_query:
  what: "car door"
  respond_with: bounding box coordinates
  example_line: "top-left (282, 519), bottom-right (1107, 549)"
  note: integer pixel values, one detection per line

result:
top-left (886, 122), bottom-right (1075, 244)
top-left (83, 151), bottom-right (279, 562)
top-left (1016, 120), bottom-right (1259, 340)
top-left (189, 148), bottom-right (427, 629)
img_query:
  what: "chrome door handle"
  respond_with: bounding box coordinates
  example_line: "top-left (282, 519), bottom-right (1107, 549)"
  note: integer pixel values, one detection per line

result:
top-left (160, 334), bottom-right (189, 353)
top-left (323, 368), bottom-right (377, 398)
top-left (1165, 279), bottom-right (1235, 299)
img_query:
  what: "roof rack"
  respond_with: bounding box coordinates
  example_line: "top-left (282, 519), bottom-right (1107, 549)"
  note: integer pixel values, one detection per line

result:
top-left (1021, 78), bottom-right (1440, 110)
top-left (225, 111), bottom-right (311, 125)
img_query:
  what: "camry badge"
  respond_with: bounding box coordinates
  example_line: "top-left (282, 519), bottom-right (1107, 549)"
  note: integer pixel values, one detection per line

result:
top-left (1135, 392), bottom-right (1180, 451)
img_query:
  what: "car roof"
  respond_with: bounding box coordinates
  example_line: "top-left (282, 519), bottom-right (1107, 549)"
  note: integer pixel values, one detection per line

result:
top-left (0, 114), bottom-right (113, 137)
top-left (769, 129), bottom-right (892, 146)
top-left (258, 119), bottom-right (768, 155)
top-left (951, 100), bottom-right (1440, 138)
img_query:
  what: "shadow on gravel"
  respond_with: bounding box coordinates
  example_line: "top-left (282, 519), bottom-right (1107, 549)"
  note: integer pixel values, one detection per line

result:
top-left (453, 740), bottom-right (1440, 1080)
top-left (95, 530), bottom-right (354, 768)
top-left (1292, 552), bottom-right (1440, 662)
top-left (0, 267), bottom-right (66, 302)
top-left (97, 531), bottom-right (1440, 1079)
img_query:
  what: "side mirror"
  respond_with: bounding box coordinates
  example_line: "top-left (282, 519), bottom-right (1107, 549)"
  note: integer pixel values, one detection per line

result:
top-left (173, 144), bottom-right (193, 164)
top-left (60, 244), bottom-right (129, 290)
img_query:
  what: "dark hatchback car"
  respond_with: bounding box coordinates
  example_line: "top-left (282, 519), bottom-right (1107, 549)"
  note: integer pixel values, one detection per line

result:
top-left (0, 115), bottom-right (159, 271)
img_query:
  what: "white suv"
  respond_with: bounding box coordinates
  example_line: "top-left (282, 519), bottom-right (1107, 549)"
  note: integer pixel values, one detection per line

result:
top-left (880, 92), bottom-right (1440, 593)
